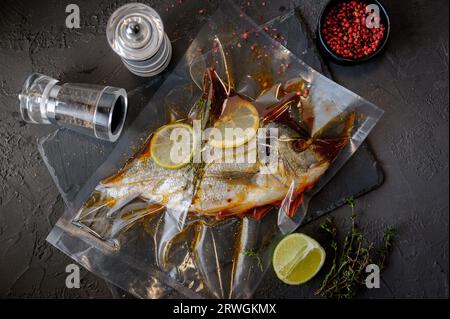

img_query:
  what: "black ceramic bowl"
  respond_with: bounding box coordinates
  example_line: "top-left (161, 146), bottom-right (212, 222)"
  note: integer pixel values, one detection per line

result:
top-left (317, 0), bottom-right (391, 64)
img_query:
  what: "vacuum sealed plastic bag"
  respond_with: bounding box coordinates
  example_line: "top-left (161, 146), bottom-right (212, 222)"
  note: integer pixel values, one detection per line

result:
top-left (46, 2), bottom-right (383, 299)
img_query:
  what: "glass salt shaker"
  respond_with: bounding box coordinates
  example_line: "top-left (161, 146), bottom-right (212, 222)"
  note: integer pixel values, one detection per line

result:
top-left (106, 3), bottom-right (172, 77)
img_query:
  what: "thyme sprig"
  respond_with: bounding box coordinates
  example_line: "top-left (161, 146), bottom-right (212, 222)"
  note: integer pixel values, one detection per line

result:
top-left (315, 196), bottom-right (395, 299)
top-left (242, 249), bottom-right (264, 272)
top-left (187, 96), bottom-right (208, 198)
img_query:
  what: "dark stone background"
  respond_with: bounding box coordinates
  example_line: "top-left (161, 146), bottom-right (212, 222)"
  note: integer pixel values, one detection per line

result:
top-left (0, 0), bottom-right (448, 298)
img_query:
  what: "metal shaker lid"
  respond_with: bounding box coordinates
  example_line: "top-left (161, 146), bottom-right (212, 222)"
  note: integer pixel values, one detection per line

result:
top-left (106, 3), bottom-right (165, 61)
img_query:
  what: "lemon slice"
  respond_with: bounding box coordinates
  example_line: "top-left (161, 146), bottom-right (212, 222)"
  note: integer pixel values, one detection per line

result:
top-left (150, 123), bottom-right (194, 169)
top-left (208, 96), bottom-right (260, 149)
top-left (273, 233), bottom-right (326, 285)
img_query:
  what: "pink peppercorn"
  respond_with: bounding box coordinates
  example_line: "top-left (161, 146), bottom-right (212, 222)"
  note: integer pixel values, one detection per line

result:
top-left (322, 1), bottom-right (385, 59)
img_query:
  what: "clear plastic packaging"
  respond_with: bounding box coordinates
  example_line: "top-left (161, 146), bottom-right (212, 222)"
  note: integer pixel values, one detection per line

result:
top-left (46, 3), bottom-right (383, 299)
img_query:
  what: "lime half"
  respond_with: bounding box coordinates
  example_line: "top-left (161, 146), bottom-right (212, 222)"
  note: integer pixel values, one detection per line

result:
top-left (273, 233), bottom-right (326, 285)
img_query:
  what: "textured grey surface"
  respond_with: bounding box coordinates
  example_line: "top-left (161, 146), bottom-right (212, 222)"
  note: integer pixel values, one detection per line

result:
top-left (0, 0), bottom-right (448, 298)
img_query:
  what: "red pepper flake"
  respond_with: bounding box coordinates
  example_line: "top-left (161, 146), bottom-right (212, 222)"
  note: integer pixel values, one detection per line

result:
top-left (242, 31), bottom-right (249, 41)
top-left (321, 0), bottom-right (385, 60)
top-left (196, 47), bottom-right (204, 53)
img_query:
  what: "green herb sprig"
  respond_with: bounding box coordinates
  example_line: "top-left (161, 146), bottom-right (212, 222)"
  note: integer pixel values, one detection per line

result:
top-left (242, 249), bottom-right (264, 272)
top-left (315, 196), bottom-right (395, 299)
